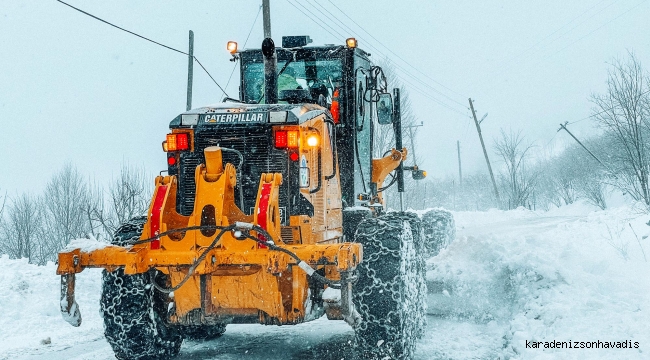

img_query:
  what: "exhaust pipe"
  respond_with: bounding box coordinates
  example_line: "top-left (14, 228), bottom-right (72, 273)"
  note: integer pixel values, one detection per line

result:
top-left (60, 274), bottom-right (82, 327)
top-left (262, 0), bottom-right (277, 104)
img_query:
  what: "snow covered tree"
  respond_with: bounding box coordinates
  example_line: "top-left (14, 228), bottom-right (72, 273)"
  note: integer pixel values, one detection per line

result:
top-left (0, 194), bottom-right (46, 264)
top-left (493, 129), bottom-right (536, 209)
top-left (591, 53), bottom-right (650, 209)
top-left (41, 163), bottom-right (92, 260)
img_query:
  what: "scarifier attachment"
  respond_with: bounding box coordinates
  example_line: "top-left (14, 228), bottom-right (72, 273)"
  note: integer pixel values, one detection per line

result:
top-left (60, 273), bottom-right (81, 327)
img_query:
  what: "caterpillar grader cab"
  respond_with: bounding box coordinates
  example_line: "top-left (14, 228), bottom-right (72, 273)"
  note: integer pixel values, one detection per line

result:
top-left (57, 35), bottom-right (428, 359)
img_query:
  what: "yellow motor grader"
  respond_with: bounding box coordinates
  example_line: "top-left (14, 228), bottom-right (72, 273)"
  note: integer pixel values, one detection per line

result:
top-left (57, 35), bottom-right (428, 359)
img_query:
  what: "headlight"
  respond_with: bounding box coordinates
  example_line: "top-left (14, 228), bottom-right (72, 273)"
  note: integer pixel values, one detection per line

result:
top-left (269, 111), bottom-right (287, 123)
top-left (306, 134), bottom-right (319, 147)
top-left (181, 114), bottom-right (199, 126)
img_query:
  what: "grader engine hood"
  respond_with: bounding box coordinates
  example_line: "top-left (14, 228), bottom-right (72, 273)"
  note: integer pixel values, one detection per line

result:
top-left (170, 103), bottom-right (327, 128)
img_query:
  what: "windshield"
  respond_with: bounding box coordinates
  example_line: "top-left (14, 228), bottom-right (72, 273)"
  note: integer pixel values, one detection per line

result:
top-left (243, 58), bottom-right (343, 104)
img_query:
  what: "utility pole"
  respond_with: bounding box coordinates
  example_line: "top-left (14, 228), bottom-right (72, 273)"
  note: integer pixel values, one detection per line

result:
top-left (393, 88), bottom-right (405, 211)
top-left (186, 30), bottom-right (194, 111)
top-left (558, 122), bottom-right (614, 174)
top-left (457, 140), bottom-right (462, 188)
top-left (404, 121), bottom-right (424, 209)
top-left (404, 122), bottom-right (424, 166)
top-left (469, 98), bottom-right (501, 207)
top-left (262, 0), bottom-right (277, 104)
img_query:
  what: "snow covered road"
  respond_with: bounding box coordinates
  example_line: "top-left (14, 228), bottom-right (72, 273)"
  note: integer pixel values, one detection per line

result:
top-left (2, 203), bottom-right (649, 359)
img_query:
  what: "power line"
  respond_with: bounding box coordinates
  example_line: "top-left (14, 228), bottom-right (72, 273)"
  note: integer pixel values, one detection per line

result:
top-left (396, 75), bottom-right (470, 117)
top-left (225, 4), bottom-right (262, 90)
top-left (284, 0), bottom-right (347, 41)
top-left (498, 0), bottom-right (616, 72)
top-left (505, 0), bottom-right (644, 75)
top-left (301, 0), bottom-right (468, 108)
top-left (55, 0), bottom-right (230, 97)
top-left (548, 0), bottom-right (648, 59)
top-left (297, 0), bottom-right (469, 113)
top-left (325, 0), bottom-right (467, 99)
top-left (567, 88), bottom-right (650, 125)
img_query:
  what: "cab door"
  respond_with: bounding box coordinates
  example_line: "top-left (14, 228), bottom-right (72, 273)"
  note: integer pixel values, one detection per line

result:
top-left (353, 57), bottom-right (373, 205)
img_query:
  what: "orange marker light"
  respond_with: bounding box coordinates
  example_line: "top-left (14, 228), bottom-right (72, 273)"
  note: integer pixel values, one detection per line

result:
top-left (166, 134), bottom-right (177, 151)
top-left (287, 131), bottom-right (299, 148)
top-left (227, 41), bottom-right (238, 54)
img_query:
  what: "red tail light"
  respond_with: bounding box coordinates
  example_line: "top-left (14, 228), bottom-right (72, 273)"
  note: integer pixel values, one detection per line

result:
top-left (275, 131), bottom-right (288, 148)
top-left (275, 130), bottom-right (300, 149)
top-left (176, 133), bottom-right (189, 150)
top-left (165, 133), bottom-right (190, 152)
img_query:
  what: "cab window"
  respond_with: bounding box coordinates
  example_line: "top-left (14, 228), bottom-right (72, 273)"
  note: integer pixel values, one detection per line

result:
top-left (242, 55), bottom-right (342, 104)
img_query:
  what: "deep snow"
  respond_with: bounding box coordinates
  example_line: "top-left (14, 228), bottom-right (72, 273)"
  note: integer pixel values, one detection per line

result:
top-left (0, 202), bottom-right (648, 359)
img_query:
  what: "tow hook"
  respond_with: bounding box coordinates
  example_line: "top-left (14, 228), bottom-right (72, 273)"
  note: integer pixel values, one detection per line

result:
top-left (60, 274), bottom-right (82, 327)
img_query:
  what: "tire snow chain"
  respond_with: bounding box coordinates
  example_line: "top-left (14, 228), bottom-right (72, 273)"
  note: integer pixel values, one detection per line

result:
top-left (354, 215), bottom-right (421, 358)
top-left (101, 218), bottom-right (161, 359)
top-left (124, 222), bottom-right (342, 293)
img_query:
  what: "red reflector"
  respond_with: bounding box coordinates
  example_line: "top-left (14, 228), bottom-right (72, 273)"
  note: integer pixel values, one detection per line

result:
top-left (275, 131), bottom-right (287, 148)
top-left (176, 133), bottom-right (189, 150)
top-left (289, 152), bottom-right (299, 161)
top-left (150, 185), bottom-right (168, 250)
top-left (257, 183), bottom-right (272, 249)
top-left (167, 156), bottom-right (176, 166)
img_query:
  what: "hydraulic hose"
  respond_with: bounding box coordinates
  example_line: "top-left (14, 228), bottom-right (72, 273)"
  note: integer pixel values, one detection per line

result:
top-left (136, 222), bottom-right (341, 293)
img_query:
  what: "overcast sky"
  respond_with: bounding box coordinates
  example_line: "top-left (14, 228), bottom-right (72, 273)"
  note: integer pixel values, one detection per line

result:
top-left (2, 0), bottom-right (649, 196)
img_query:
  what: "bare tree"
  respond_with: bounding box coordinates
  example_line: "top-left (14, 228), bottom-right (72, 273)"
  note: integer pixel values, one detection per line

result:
top-left (93, 164), bottom-right (152, 235)
top-left (0, 189), bottom-right (6, 219)
top-left (494, 129), bottom-right (536, 208)
top-left (0, 194), bottom-right (46, 264)
top-left (41, 164), bottom-right (91, 260)
top-left (82, 180), bottom-right (108, 241)
top-left (591, 53), bottom-right (650, 208)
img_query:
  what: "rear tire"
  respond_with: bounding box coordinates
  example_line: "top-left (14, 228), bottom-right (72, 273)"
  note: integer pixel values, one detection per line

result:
top-left (353, 212), bottom-right (421, 359)
top-left (421, 209), bottom-right (456, 257)
top-left (394, 211), bottom-right (427, 339)
top-left (100, 217), bottom-right (183, 360)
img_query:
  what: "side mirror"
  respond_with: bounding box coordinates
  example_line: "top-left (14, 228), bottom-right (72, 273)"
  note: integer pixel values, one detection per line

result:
top-left (404, 165), bottom-right (427, 180)
top-left (412, 169), bottom-right (427, 180)
top-left (377, 93), bottom-right (393, 125)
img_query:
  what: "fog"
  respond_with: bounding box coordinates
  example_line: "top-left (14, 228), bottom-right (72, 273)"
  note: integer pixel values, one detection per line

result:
top-left (2, 0), bottom-right (649, 194)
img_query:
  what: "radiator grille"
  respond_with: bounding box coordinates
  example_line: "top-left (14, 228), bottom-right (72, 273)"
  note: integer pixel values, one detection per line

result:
top-left (177, 125), bottom-right (290, 225)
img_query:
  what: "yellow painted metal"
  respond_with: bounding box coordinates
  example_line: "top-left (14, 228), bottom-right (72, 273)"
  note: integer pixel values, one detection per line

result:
top-left (57, 145), bottom-right (361, 325)
top-left (371, 147), bottom-right (407, 205)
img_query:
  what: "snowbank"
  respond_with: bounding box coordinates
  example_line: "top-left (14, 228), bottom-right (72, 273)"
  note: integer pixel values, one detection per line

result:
top-left (1, 202), bottom-right (649, 359)
top-left (424, 202), bottom-right (650, 359)
top-left (0, 256), bottom-right (104, 359)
